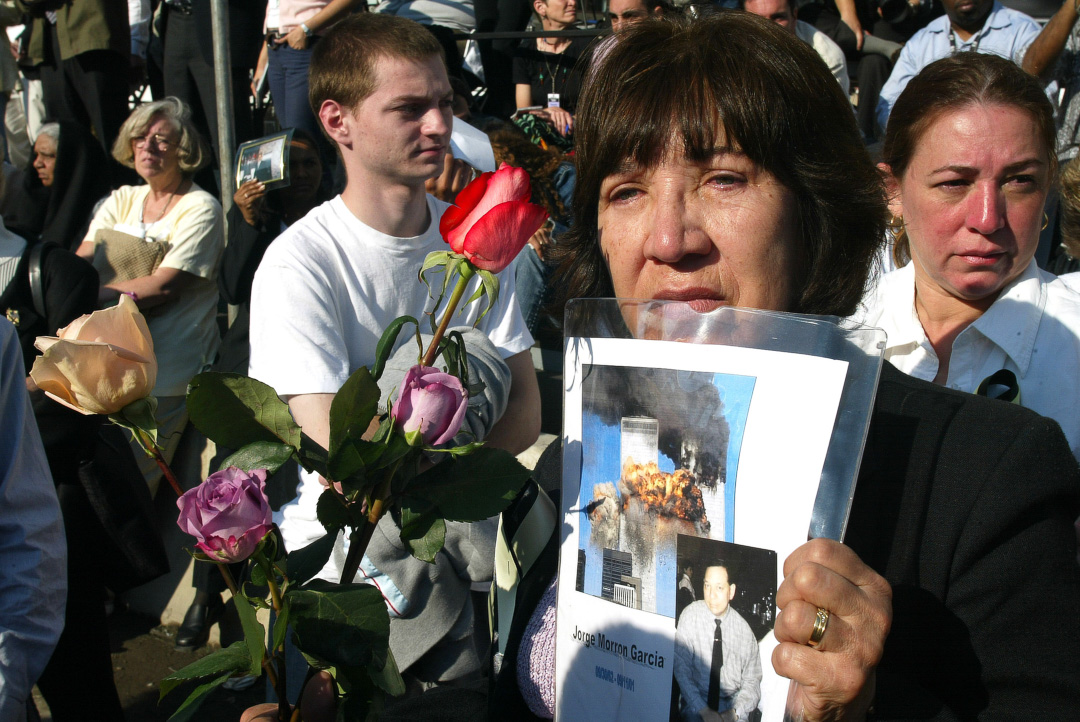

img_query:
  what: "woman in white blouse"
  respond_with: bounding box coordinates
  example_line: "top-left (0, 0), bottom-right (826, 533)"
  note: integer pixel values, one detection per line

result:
top-left (857, 52), bottom-right (1080, 459)
top-left (76, 97), bottom-right (224, 493)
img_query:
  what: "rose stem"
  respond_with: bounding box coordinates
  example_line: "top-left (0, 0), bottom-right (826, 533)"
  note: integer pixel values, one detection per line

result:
top-left (215, 561), bottom-right (239, 596)
top-left (136, 429), bottom-right (184, 496)
top-left (339, 520), bottom-right (378, 586)
top-left (290, 667), bottom-right (318, 722)
top-left (338, 462), bottom-right (399, 585)
top-left (253, 550), bottom-right (290, 722)
top-left (420, 264), bottom-right (475, 368)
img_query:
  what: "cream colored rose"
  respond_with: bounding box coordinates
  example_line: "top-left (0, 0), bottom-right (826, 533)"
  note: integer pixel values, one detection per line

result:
top-left (30, 295), bottom-right (157, 415)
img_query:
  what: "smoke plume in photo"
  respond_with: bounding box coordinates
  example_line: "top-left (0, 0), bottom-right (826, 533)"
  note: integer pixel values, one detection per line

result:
top-left (583, 365), bottom-right (730, 488)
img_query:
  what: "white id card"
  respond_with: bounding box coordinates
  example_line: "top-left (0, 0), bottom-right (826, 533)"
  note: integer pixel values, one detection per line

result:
top-left (547, 93), bottom-right (561, 108)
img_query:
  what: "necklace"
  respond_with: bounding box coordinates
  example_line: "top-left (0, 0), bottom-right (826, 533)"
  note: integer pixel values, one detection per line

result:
top-left (539, 40), bottom-right (572, 96)
top-left (142, 178), bottom-right (183, 225)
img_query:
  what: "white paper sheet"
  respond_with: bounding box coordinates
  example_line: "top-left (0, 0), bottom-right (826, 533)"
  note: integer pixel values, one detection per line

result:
top-left (555, 337), bottom-right (849, 722)
top-left (450, 117), bottom-right (496, 173)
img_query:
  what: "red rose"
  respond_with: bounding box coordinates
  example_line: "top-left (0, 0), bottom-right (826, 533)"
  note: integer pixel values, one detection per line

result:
top-left (439, 162), bottom-right (549, 273)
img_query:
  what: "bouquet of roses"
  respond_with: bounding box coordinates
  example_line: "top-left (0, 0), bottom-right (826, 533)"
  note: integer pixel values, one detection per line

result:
top-left (31, 164), bottom-right (548, 722)
top-left (169, 163), bottom-right (547, 720)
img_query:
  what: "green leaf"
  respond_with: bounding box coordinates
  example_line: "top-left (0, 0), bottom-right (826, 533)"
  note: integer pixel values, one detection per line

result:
top-left (424, 256), bottom-right (462, 332)
top-left (371, 416), bottom-right (393, 444)
top-left (298, 431), bottom-right (329, 477)
top-left (372, 316), bottom-right (420, 382)
top-left (377, 433), bottom-right (416, 472)
top-left (438, 330), bottom-right (465, 381)
top-left (462, 281), bottom-right (485, 311)
top-left (405, 447), bottom-right (529, 522)
top-left (338, 689), bottom-right (384, 722)
top-left (438, 440), bottom-right (486, 457)
top-left (232, 588), bottom-right (267, 676)
top-left (316, 488), bottom-right (352, 532)
top-left (366, 647), bottom-right (406, 696)
top-left (271, 604), bottom-right (291, 653)
top-left (160, 641), bottom-right (251, 699)
top-left (221, 440), bottom-right (295, 475)
top-left (329, 367), bottom-right (381, 457)
top-left (336, 666), bottom-right (387, 722)
top-left (398, 501), bottom-right (445, 563)
top-left (109, 396), bottom-right (159, 445)
top-left (249, 560), bottom-right (267, 587)
top-left (288, 581), bottom-right (391, 669)
top-left (166, 672), bottom-right (234, 722)
top-left (418, 250), bottom-right (450, 294)
top-left (183, 547), bottom-right (212, 563)
top-left (287, 528), bottom-right (341, 585)
top-left (186, 373), bottom-right (301, 450)
top-left (328, 436), bottom-right (394, 486)
top-left (474, 270), bottom-right (500, 324)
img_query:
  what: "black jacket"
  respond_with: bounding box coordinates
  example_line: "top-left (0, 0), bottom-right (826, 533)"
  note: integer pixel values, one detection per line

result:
top-left (492, 364), bottom-right (1080, 719)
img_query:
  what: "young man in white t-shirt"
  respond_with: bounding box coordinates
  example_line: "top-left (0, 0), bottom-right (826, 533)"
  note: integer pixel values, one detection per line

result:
top-left (247, 13), bottom-right (540, 689)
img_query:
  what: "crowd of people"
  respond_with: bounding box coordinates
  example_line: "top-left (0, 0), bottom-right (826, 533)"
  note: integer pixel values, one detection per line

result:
top-left (1, 1), bottom-right (1080, 722)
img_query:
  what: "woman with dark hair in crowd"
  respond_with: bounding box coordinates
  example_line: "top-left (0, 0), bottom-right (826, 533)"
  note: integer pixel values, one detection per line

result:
top-left (858, 53), bottom-right (1080, 461)
top-left (246, 14), bottom-right (1080, 722)
top-left (0, 121), bottom-right (112, 249)
top-left (488, 13), bottom-right (1080, 721)
top-left (176, 128), bottom-right (331, 651)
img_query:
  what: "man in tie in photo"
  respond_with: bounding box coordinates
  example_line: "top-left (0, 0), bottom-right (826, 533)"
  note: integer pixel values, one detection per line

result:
top-left (674, 564), bottom-right (763, 722)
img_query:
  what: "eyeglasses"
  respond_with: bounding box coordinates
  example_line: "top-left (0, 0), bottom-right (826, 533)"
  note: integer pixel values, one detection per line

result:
top-left (132, 133), bottom-right (177, 151)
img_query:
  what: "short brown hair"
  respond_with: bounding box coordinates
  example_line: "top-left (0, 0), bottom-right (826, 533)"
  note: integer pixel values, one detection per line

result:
top-left (550, 13), bottom-right (886, 318)
top-left (882, 52), bottom-right (1057, 266)
top-left (308, 13), bottom-right (444, 116)
top-left (112, 97), bottom-right (208, 175)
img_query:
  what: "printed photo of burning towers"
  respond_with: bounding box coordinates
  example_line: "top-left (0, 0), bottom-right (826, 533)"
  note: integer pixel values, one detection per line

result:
top-left (575, 365), bottom-right (756, 618)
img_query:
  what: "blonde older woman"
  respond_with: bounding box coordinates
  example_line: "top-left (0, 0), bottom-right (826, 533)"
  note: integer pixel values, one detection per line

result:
top-left (76, 97), bottom-right (224, 492)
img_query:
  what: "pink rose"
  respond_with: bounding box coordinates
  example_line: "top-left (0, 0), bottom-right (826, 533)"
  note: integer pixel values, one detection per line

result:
top-left (30, 294), bottom-right (157, 415)
top-left (177, 467), bottom-right (273, 563)
top-left (391, 365), bottom-right (468, 446)
top-left (439, 162), bottom-right (549, 273)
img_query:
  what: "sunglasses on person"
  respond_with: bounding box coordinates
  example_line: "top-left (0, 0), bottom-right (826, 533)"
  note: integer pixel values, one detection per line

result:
top-left (132, 134), bottom-right (178, 151)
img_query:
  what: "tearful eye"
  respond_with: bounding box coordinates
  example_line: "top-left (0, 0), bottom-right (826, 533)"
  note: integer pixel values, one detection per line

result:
top-left (707, 173), bottom-right (745, 188)
top-left (610, 187), bottom-right (642, 203)
top-left (936, 178), bottom-right (970, 189)
top-left (1007, 174), bottom-right (1038, 188)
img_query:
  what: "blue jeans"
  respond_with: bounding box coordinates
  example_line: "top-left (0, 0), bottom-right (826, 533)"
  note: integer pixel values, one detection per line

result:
top-left (513, 244), bottom-right (551, 336)
top-left (266, 43), bottom-right (321, 140)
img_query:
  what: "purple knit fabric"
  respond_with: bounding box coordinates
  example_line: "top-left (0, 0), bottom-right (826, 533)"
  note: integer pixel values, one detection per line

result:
top-left (517, 578), bottom-right (558, 718)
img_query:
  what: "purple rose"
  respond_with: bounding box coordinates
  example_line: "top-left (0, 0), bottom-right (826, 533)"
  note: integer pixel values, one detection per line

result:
top-left (391, 365), bottom-right (468, 446)
top-left (177, 467), bottom-right (273, 563)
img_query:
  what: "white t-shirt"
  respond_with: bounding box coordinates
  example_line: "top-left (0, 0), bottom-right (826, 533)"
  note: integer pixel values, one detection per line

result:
top-left (854, 260), bottom-right (1080, 460)
top-left (249, 194), bottom-right (532, 580)
top-left (84, 184), bottom-right (224, 397)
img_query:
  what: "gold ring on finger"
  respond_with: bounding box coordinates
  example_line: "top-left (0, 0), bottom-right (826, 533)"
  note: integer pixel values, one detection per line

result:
top-left (808, 607), bottom-right (829, 648)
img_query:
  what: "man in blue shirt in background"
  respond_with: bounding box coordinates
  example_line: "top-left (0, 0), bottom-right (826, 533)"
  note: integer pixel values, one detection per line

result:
top-left (877, 0), bottom-right (1041, 132)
